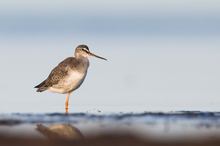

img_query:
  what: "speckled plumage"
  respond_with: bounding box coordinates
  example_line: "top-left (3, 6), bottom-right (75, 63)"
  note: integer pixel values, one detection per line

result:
top-left (35, 57), bottom-right (89, 93)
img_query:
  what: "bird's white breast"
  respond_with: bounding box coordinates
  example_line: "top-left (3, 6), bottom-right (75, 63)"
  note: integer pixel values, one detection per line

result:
top-left (49, 70), bottom-right (86, 94)
top-left (64, 70), bottom-right (86, 91)
top-left (67, 70), bottom-right (85, 85)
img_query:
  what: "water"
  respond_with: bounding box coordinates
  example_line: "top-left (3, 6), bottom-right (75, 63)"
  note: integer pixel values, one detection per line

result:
top-left (1, 111), bottom-right (220, 140)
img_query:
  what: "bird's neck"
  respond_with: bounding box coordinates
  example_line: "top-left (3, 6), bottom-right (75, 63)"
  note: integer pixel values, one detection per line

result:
top-left (75, 52), bottom-right (88, 59)
top-left (75, 55), bottom-right (88, 61)
top-left (76, 56), bottom-right (89, 66)
top-left (76, 56), bottom-right (90, 72)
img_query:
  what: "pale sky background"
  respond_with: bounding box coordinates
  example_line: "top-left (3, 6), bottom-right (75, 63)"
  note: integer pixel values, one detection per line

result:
top-left (0, 0), bottom-right (219, 113)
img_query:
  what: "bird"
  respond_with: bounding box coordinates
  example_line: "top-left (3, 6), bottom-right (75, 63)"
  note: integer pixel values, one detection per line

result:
top-left (34, 44), bottom-right (107, 113)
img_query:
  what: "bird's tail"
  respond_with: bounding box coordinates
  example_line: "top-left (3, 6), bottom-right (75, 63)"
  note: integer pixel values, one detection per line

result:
top-left (34, 80), bottom-right (48, 92)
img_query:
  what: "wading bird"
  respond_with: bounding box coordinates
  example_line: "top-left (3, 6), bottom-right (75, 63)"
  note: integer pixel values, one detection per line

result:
top-left (35, 45), bottom-right (107, 113)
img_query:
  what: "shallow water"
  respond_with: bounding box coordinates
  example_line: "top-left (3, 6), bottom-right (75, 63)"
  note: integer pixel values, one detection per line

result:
top-left (1, 111), bottom-right (220, 140)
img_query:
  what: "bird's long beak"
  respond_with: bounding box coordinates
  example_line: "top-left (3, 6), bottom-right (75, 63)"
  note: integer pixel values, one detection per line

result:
top-left (88, 51), bottom-right (107, 61)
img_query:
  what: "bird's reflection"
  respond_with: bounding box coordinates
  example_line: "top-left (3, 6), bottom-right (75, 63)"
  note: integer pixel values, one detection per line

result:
top-left (36, 124), bottom-right (83, 140)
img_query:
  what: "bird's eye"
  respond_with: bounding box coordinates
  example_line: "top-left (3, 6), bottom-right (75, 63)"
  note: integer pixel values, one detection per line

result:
top-left (82, 48), bottom-right (87, 52)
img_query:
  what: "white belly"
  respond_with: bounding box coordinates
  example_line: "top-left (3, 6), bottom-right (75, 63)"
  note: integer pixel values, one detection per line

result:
top-left (49, 71), bottom-right (86, 94)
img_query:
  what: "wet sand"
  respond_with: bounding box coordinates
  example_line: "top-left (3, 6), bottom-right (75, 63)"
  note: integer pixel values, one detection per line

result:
top-left (0, 112), bottom-right (220, 145)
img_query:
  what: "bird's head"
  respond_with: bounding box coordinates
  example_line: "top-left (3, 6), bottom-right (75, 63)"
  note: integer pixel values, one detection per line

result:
top-left (75, 44), bottom-right (107, 60)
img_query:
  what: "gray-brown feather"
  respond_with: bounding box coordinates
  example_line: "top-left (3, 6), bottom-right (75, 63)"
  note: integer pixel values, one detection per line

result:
top-left (35, 57), bottom-right (89, 92)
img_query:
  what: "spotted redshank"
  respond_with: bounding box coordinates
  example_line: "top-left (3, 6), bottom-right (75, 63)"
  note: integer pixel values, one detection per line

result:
top-left (35, 44), bottom-right (107, 113)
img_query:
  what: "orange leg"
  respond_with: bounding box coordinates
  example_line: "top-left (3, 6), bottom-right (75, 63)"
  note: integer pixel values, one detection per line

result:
top-left (65, 93), bottom-right (71, 114)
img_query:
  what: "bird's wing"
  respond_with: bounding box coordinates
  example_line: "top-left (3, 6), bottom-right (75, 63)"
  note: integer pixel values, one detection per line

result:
top-left (44, 57), bottom-right (78, 87)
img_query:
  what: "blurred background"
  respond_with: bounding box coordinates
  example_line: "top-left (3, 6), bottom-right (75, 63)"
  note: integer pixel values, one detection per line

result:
top-left (0, 0), bottom-right (219, 113)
